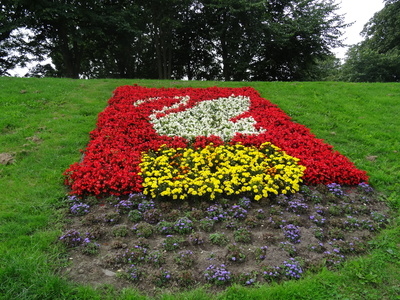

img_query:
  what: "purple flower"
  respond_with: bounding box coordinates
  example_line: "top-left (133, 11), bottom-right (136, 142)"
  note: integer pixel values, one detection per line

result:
top-left (228, 205), bottom-right (248, 219)
top-left (70, 202), bottom-right (90, 215)
top-left (138, 200), bottom-right (155, 212)
top-left (327, 183), bottom-right (345, 197)
top-left (238, 197), bottom-right (251, 208)
top-left (204, 264), bottom-right (232, 284)
top-left (282, 224), bottom-right (301, 243)
top-left (282, 258), bottom-right (303, 279)
top-left (358, 182), bottom-right (374, 193)
top-left (59, 230), bottom-right (83, 247)
top-left (115, 199), bottom-right (135, 213)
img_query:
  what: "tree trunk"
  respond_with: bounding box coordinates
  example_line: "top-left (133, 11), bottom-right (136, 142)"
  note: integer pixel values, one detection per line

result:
top-left (220, 11), bottom-right (231, 81)
top-left (57, 25), bottom-right (81, 78)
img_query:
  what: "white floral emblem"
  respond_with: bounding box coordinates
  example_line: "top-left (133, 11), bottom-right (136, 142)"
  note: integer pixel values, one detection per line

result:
top-left (148, 95), bottom-right (266, 141)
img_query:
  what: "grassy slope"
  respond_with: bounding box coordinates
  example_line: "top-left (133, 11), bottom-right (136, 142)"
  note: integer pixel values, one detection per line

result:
top-left (0, 77), bottom-right (399, 300)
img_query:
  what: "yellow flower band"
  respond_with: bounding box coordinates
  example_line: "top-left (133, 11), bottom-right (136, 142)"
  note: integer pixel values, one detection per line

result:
top-left (139, 142), bottom-right (306, 201)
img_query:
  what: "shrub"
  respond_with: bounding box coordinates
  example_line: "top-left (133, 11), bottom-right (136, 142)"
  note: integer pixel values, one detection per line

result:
top-left (126, 264), bottom-right (142, 281)
top-left (163, 235), bottom-right (184, 251)
top-left (188, 232), bottom-right (204, 245)
top-left (204, 264), bottom-right (232, 285)
top-left (282, 224), bottom-right (301, 244)
top-left (145, 250), bottom-right (165, 267)
top-left (112, 225), bottom-right (129, 237)
top-left (206, 204), bottom-right (227, 222)
top-left (282, 258), bottom-right (303, 279)
top-left (177, 270), bottom-right (195, 287)
top-left (233, 227), bottom-right (252, 243)
top-left (70, 202), bottom-right (90, 216)
top-left (227, 205), bottom-right (248, 219)
top-left (327, 183), bottom-right (345, 197)
top-left (132, 222), bottom-right (153, 238)
top-left (153, 269), bottom-right (172, 287)
top-left (175, 250), bottom-right (195, 268)
top-left (198, 217), bottom-right (215, 232)
top-left (138, 200), bottom-right (155, 212)
top-left (174, 216), bottom-right (193, 234)
top-left (236, 271), bottom-right (258, 286)
top-left (254, 246), bottom-right (268, 261)
top-left (115, 199), bottom-right (135, 214)
top-left (59, 230), bottom-right (83, 247)
top-left (123, 245), bottom-right (148, 264)
top-left (156, 221), bottom-right (175, 235)
top-left (127, 210), bottom-right (142, 223)
top-left (81, 238), bottom-right (100, 255)
top-left (142, 208), bottom-right (162, 224)
top-left (226, 243), bottom-right (246, 263)
top-left (209, 232), bottom-right (229, 246)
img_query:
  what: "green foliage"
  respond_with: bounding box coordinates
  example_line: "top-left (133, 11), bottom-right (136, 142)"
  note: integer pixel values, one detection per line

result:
top-left (128, 210), bottom-right (142, 223)
top-left (233, 228), bottom-right (252, 243)
top-left (0, 1), bottom-right (33, 75)
top-left (362, 0), bottom-right (400, 54)
top-left (340, 45), bottom-right (400, 82)
top-left (163, 235), bottom-right (184, 251)
top-left (209, 232), bottom-right (230, 246)
top-left (340, 0), bottom-right (400, 82)
top-left (112, 225), bottom-right (129, 238)
top-left (1, 0), bottom-right (347, 80)
top-left (250, 0), bottom-right (347, 81)
top-left (132, 222), bottom-right (153, 238)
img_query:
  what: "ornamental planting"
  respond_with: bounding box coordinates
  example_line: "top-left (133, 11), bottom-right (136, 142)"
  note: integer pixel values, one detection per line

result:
top-left (59, 86), bottom-right (391, 292)
top-left (64, 86), bottom-right (368, 199)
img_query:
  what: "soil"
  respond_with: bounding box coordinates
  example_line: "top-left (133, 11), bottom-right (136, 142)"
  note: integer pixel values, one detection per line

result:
top-left (59, 185), bottom-right (390, 297)
top-left (0, 153), bottom-right (15, 165)
top-left (0, 135), bottom-right (42, 165)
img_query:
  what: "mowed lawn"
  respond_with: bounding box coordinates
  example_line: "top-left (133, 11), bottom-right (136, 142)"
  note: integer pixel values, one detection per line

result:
top-left (0, 77), bottom-right (399, 299)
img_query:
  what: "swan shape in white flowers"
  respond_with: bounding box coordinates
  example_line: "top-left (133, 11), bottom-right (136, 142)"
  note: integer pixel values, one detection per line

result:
top-left (149, 95), bottom-right (266, 141)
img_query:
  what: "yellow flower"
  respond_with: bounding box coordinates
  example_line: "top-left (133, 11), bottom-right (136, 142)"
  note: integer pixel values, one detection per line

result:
top-left (139, 141), bottom-right (305, 201)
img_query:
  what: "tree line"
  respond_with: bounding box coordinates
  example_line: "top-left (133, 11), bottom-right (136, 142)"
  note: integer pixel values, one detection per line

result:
top-left (1, 0), bottom-right (348, 80)
top-left (0, 0), bottom-right (398, 81)
top-left (339, 0), bottom-right (400, 82)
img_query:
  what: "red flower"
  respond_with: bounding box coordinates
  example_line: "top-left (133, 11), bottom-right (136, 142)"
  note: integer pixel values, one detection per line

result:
top-left (64, 86), bottom-right (368, 196)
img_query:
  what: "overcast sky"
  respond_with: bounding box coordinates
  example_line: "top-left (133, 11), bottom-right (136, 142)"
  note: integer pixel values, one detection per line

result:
top-left (333, 0), bottom-right (385, 59)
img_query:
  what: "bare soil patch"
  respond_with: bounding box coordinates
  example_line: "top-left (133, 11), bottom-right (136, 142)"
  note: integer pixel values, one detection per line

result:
top-left (59, 184), bottom-right (390, 297)
top-left (0, 153), bottom-right (15, 165)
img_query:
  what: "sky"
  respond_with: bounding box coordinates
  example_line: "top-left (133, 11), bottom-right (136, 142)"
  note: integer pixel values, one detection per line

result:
top-left (333, 0), bottom-right (386, 59)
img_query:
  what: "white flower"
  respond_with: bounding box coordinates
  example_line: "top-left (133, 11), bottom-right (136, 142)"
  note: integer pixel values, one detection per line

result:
top-left (149, 95), bottom-right (266, 141)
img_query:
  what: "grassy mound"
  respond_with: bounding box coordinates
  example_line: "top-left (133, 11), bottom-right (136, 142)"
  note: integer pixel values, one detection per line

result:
top-left (0, 77), bottom-right (399, 299)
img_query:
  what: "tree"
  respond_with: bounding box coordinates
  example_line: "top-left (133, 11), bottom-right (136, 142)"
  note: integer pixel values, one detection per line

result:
top-left (251, 0), bottom-right (347, 81)
top-left (362, 0), bottom-right (400, 54)
top-left (340, 45), bottom-right (400, 82)
top-left (201, 0), bottom-right (264, 81)
top-left (340, 0), bottom-right (400, 82)
top-left (1, 0), bottom-right (348, 80)
top-left (78, 1), bottom-right (155, 79)
top-left (172, 1), bottom-right (222, 80)
top-left (0, 0), bottom-right (32, 75)
top-left (11, 0), bottom-right (97, 78)
top-left (1, 0), bottom-right (148, 78)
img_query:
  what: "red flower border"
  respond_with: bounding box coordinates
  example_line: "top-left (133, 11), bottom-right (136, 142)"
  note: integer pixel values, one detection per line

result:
top-left (64, 85), bottom-right (368, 196)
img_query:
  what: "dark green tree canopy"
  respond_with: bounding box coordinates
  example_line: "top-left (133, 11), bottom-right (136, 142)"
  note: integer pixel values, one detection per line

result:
top-left (1, 0), bottom-right (347, 80)
top-left (340, 0), bottom-right (400, 82)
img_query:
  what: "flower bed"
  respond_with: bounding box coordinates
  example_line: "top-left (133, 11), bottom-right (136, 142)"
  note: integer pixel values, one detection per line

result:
top-left (64, 86), bottom-right (368, 198)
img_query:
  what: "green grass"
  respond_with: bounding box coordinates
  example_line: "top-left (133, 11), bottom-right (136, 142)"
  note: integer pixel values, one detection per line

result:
top-left (0, 77), bottom-right (399, 299)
